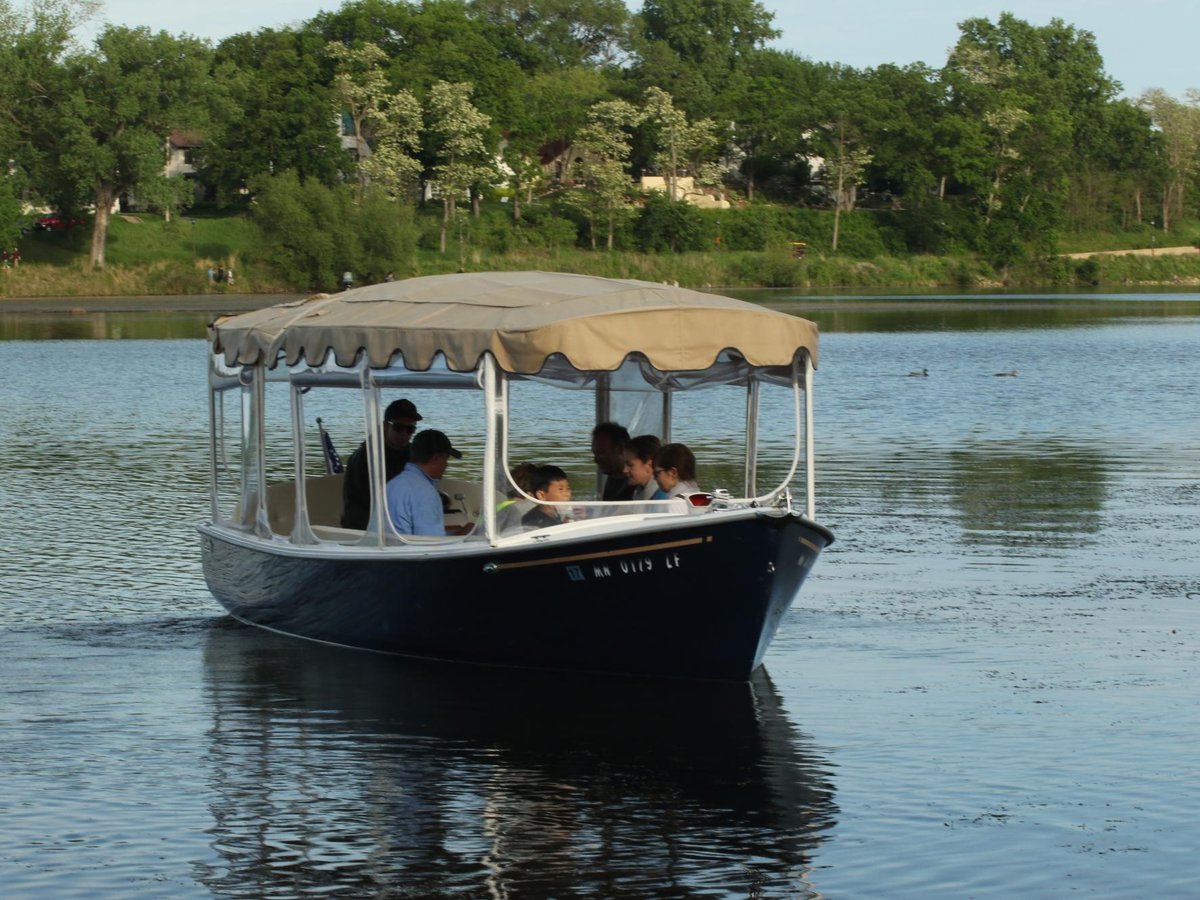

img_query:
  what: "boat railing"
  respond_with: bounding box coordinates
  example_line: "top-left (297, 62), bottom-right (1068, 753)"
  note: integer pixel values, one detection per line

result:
top-left (228, 475), bottom-right (783, 548)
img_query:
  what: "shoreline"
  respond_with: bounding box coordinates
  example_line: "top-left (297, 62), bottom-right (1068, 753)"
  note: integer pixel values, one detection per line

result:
top-left (0, 293), bottom-right (306, 313)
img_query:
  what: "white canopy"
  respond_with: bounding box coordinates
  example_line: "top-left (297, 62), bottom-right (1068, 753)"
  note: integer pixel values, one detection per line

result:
top-left (210, 271), bottom-right (820, 377)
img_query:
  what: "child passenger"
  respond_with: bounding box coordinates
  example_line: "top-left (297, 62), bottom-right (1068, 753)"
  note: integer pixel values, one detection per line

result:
top-left (495, 462), bottom-right (537, 533)
top-left (521, 464), bottom-right (572, 529)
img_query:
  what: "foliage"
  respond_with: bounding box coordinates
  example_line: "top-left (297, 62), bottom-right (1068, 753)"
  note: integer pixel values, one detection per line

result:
top-left (5, 3), bottom-right (1200, 285)
top-left (633, 191), bottom-right (705, 253)
top-left (562, 98), bottom-right (642, 249)
top-left (38, 26), bottom-right (212, 267)
top-left (202, 28), bottom-right (346, 204)
top-left (250, 171), bottom-right (415, 289)
top-left (641, 86), bottom-right (721, 194)
top-left (426, 81), bottom-right (495, 252)
top-left (328, 41), bottom-right (423, 200)
top-left (0, 173), bottom-right (23, 249)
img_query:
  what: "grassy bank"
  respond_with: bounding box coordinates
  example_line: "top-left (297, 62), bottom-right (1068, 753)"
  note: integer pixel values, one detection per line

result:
top-left (5, 211), bottom-right (1200, 298)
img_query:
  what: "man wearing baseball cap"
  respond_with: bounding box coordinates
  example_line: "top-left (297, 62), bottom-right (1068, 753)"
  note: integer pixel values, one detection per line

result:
top-left (385, 429), bottom-right (472, 536)
top-left (340, 398), bottom-right (422, 529)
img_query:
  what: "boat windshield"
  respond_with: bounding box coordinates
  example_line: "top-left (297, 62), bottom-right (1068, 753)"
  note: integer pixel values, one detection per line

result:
top-left (208, 344), bottom-right (811, 548)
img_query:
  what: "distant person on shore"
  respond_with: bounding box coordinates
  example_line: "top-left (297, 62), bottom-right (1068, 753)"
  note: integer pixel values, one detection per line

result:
top-left (216, 264), bottom-right (226, 283)
top-left (340, 398), bottom-right (421, 529)
top-left (591, 421), bottom-right (634, 501)
top-left (653, 443), bottom-right (700, 499)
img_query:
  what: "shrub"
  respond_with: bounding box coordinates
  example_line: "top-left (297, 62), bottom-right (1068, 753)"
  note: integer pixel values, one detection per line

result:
top-left (633, 193), bottom-right (706, 253)
top-left (251, 172), bottom-right (417, 290)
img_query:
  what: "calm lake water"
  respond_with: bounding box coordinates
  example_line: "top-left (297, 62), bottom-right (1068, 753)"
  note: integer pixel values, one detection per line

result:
top-left (1, 291), bottom-right (1198, 897)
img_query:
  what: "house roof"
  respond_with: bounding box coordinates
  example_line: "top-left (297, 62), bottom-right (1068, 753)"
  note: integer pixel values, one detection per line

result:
top-left (169, 129), bottom-right (203, 149)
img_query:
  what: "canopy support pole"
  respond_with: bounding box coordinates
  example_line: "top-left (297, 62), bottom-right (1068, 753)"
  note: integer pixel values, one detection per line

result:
top-left (482, 355), bottom-right (500, 545)
top-left (249, 365), bottom-right (270, 537)
top-left (744, 380), bottom-right (760, 497)
top-left (363, 367), bottom-right (386, 547)
top-left (805, 353), bottom-right (816, 520)
top-left (289, 384), bottom-right (317, 544)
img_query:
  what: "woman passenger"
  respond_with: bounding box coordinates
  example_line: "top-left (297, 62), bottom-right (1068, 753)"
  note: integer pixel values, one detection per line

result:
top-left (622, 434), bottom-right (667, 501)
top-left (653, 443), bottom-right (700, 499)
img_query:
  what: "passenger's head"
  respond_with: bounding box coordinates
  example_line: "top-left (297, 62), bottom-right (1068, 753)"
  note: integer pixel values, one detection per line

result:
top-left (507, 461), bottom-right (537, 499)
top-left (383, 398), bottom-right (422, 450)
top-left (530, 464), bottom-right (571, 503)
top-left (653, 443), bottom-right (696, 493)
top-left (590, 421), bottom-right (630, 475)
top-left (410, 429), bottom-right (461, 478)
top-left (622, 434), bottom-right (662, 488)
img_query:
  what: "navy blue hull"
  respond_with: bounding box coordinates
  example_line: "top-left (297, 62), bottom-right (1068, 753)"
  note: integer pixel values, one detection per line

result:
top-left (200, 513), bottom-right (831, 681)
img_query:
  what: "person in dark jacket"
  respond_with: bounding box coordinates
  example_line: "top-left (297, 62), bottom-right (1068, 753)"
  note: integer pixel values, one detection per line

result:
top-left (340, 398), bottom-right (421, 529)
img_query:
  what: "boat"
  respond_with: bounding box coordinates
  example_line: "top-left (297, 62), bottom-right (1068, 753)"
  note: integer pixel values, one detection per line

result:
top-left (200, 271), bottom-right (833, 681)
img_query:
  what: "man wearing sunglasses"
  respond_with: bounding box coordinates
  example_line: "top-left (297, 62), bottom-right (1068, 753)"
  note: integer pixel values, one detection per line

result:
top-left (340, 398), bottom-right (422, 529)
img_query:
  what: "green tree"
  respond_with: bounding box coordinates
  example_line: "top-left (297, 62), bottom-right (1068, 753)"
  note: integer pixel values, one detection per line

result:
top-left (641, 86), bottom-right (720, 202)
top-left (426, 80), bottom-right (495, 253)
top-left (469, 0), bottom-right (630, 70)
top-left (722, 50), bottom-right (825, 201)
top-left (811, 68), bottom-right (874, 251)
top-left (563, 98), bottom-right (640, 249)
top-left (0, 172), bottom-right (22, 249)
top-left (252, 171), bottom-right (416, 288)
top-left (1137, 89), bottom-right (1200, 233)
top-left (0, 0), bottom-right (96, 202)
top-left (634, 0), bottom-right (778, 113)
top-left (328, 41), bottom-right (423, 200)
top-left (251, 170), bottom-right (355, 289)
top-left (496, 66), bottom-right (608, 221)
top-left (633, 189), bottom-right (703, 252)
top-left (26, 25), bottom-right (212, 267)
top-left (1063, 99), bottom-right (1159, 231)
top-left (942, 14), bottom-right (1118, 259)
top-left (203, 28), bottom-right (345, 203)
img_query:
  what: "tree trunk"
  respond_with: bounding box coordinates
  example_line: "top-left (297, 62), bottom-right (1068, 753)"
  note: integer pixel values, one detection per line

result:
top-left (471, 187), bottom-right (481, 217)
top-left (440, 197), bottom-right (451, 253)
top-left (1161, 187), bottom-right (1170, 233)
top-left (746, 170), bottom-right (755, 202)
top-left (89, 186), bottom-right (115, 269)
top-left (1134, 187), bottom-right (1142, 222)
top-left (939, 175), bottom-right (946, 201)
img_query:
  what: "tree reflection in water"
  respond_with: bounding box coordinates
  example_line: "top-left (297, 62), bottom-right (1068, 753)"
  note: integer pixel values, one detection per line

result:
top-left (948, 441), bottom-right (1109, 547)
top-left (198, 620), bottom-right (838, 897)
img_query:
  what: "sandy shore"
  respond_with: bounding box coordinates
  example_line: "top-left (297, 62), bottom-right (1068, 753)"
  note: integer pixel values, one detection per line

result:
top-left (0, 293), bottom-right (306, 313)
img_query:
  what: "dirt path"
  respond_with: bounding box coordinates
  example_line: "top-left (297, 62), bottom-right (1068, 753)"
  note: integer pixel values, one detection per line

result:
top-left (1063, 245), bottom-right (1200, 259)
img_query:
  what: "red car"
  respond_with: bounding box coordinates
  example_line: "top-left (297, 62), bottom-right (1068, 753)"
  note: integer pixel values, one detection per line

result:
top-left (33, 214), bottom-right (88, 231)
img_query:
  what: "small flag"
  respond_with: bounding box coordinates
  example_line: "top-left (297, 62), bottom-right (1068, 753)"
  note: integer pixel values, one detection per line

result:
top-left (317, 417), bottom-right (344, 475)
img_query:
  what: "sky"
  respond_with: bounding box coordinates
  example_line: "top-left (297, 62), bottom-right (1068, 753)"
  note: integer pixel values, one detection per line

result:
top-left (82, 0), bottom-right (1197, 100)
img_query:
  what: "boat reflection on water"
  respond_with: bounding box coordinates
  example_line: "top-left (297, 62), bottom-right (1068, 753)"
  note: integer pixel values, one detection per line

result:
top-left (198, 620), bottom-right (839, 897)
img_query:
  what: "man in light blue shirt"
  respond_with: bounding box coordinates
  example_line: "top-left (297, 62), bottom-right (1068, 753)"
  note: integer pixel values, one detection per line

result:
top-left (386, 430), bottom-right (472, 536)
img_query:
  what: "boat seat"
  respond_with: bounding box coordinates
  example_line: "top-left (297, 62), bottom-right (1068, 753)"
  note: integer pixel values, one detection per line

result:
top-left (265, 475), bottom-right (501, 538)
top-left (265, 473), bottom-right (346, 536)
